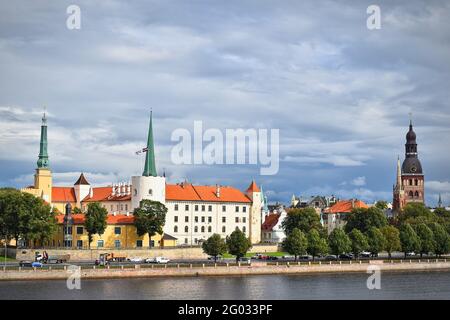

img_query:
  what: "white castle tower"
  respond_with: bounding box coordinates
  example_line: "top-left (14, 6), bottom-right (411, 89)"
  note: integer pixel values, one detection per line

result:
top-left (131, 112), bottom-right (166, 209)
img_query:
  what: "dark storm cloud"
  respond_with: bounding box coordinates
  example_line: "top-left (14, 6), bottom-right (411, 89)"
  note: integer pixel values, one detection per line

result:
top-left (0, 0), bottom-right (449, 205)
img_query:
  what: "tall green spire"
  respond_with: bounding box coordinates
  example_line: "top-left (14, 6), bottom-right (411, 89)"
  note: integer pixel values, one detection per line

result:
top-left (143, 111), bottom-right (157, 177)
top-left (37, 112), bottom-right (49, 169)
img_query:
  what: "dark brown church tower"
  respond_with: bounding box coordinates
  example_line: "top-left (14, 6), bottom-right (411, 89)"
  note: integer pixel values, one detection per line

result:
top-left (393, 120), bottom-right (425, 213)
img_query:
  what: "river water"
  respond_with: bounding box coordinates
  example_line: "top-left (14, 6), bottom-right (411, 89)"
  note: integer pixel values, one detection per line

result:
top-left (1, 270), bottom-right (449, 300)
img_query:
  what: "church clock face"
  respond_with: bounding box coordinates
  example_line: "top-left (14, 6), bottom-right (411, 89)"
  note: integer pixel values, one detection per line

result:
top-left (411, 166), bottom-right (417, 173)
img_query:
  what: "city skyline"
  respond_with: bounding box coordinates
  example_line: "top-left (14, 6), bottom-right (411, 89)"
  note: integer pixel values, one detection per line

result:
top-left (1, 1), bottom-right (450, 206)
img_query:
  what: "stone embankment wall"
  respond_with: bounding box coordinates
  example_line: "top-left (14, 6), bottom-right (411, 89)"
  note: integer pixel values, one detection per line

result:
top-left (1, 260), bottom-right (449, 281)
top-left (15, 244), bottom-right (281, 261)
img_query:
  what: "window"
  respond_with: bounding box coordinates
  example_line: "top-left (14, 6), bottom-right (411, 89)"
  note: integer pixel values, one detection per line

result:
top-left (184, 238), bottom-right (188, 244)
top-left (76, 240), bottom-right (83, 248)
top-left (222, 217), bottom-right (226, 223)
top-left (175, 204), bottom-right (179, 211)
top-left (222, 205), bottom-right (226, 212)
top-left (65, 226), bottom-right (72, 235)
top-left (235, 206), bottom-right (239, 212)
top-left (97, 240), bottom-right (104, 248)
top-left (208, 205), bottom-right (212, 212)
top-left (150, 240), bottom-right (155, 247)
top-left (415, 179), bottom-right (418, 186)
top-left (185, 204), bottom-right (189, 211)
top-left (174, 226), bottom-right (178, 233)
top-left (185, 226), bottom-right (189, 233)
top-left (194, 226), bottom-right (198, 233)
top-left (201, 216), bottom-right (205, 223)
top-left (201, 205), bottom-right (205, 212)
top-left (243, 217), bottom-right (247, 223)
top-left (409, 191), bottom-right (414, 198)
top-left (174, 216), bottom-right (178, 223)
top-left (134, 189), bottom-right (137, 196)
top-left (208, 216), bottom-right (212, 223)
top-left (409, 179), bottom-right (413, 186)
top-left (114, 240), bottom-right (121, 248)
top-left (185, 216), bottom-right (189, 223)
top-left (148, 189), bottom-right (153, 196)
top-left (235, 217), bottom-right (239, 223)
top-left (222, 226), bottom-right (226, 233)
top-left (76, 226), bottom-right (83, 235)
top-left (243, 226), bottom-right (246, 233)
top-left (201, 226), bottom-right (205, 233)
top-left (111, 205), bottom-right (113, 211)
top-left (114, 227), bottom-right (121, 235)
top-left (415, 191), bottom-right (419, 197)
top-left (136, 240), bottom-right (143, 248)
top-left (208, 226), bottom-right (212, 233)
top-left (195, 205), bottom-right (199, 211)
top-left (243, 206), bottom-right (246, 213)
top-left (120, 204), bottom-right (123, 211)
top-left (195, 216), bottom-right (199, 223)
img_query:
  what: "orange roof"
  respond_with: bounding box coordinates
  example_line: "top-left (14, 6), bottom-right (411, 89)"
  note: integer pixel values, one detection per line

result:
top-left (246, 180), bottom-right (260, 193)
top-left (166, 184), bottom-right (251, 203)
top-left (55, 214), bottom-right (135, 225)
top-left (82, 187), bottom-right (131, 202)
top-left (262, 213), bottom-right (280, 231)
top-left (325, 199), bottom-right (368, 214)
top-left (52, 187), bottom-right (77, 203)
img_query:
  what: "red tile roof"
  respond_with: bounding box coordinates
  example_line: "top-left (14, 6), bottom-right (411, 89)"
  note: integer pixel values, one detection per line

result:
top-left (324, 199), bottom-right (368, 214)
top-left (82, 187), bottom-right (131, 202)
top-left (74, 173), bottom-right (90, 185)
top-left (55, 214), bottom-right (135, 225)
top-left (166, 184), bottom-right (251, 203)
top-left (246, 180), bottom-right (260, 193)
top-left (52, 187), bottom-right (77, 203)
top-left (262, 213), bottom-right (280, 231)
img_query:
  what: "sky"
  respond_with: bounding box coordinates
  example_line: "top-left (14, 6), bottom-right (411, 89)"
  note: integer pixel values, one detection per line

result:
top-left (0, 0), bottom-right (449, 206)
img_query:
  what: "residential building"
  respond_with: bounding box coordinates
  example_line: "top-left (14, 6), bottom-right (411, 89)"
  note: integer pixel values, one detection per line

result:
top-left (322, 199), bottom-right (368, 234)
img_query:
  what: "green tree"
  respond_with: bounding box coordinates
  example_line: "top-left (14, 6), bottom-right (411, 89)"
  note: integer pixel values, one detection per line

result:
top-left (348, 229), bottom-right (368, 258)
top-left (328, 228), bottom-right (351, 257)
top-left (72, 207), bottom-right (83, 214)
top-left (133, 200), bottom-right (167, 248)
top-left (414, 223), bottom-right (435, 257)
top-left (429, 223), bottom-right (450, 257)
top-left (84, 202), bottom-right (108, 248)
top-left (400, 203), bottom-right (437, 225)
top-left (202, 234), bottom-right (227, 262)
top-left (226, 229), bottom-right (252, 263)
top-left (381, 225), bottom-right (401, 258)
top-left (366, 227), bottom-right (386, 257)
top-left (282, 207), bottom-right (324, 236)
top-left (306, 229), bottom-right (328, 261)
top-left (344, 207), bottom-right (387, 234)
top-left (375, 201), bottom-right (388, 210)
top-left (399, 223), bottom-right (420, 258)
top-left (282, 228), bottom-right (308, 261)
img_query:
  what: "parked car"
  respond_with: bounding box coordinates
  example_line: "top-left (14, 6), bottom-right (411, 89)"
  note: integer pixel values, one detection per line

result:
top-left (31, 262), bottom-right (43, 268)
top-left (339, 254), bottom-right (353, 260)
top-left (128, 257), bottom-right (144, 263)
top-left (325, 255), bottom-right (338, 261)
top-left (360, 251), bottom-right (371, 258)
top-left (239, 257), bottom-right (251, 264)
top-left (19, 260), bottom-right (33, 267)
top-left (299, 255), bottom-right (313, 261)
top-left (145, 257), bottom-right (170, 264)
top-left (207, 255), bottom-right (223, 261)
top-left (406, 252), bottom-right (416, 257)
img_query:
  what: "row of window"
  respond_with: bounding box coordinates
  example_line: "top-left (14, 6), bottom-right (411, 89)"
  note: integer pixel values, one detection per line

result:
top-left (404, 179), bottom-right (422, 186)
top-left (174, 204), bottom-right (247, 213)
top-left (174, 225), bottom-right (247, 234)
top-left (409, 191), bottom-right (422, 198)
top-left (174, 216), bottom-right (247, 223)
top-left (63, 226), bottom-right (123, 235)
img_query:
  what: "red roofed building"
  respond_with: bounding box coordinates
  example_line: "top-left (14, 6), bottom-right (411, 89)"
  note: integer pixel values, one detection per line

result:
top-left (323, 199), bottom-right (369, 233)
top-left (261, 205), bottom-right (288, 243)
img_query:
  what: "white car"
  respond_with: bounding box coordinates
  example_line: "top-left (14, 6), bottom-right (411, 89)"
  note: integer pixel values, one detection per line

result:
top-left (406, 252), bottom-right (416, 256)
top-left (155, 257), bottom-right (170, 264)
top-left (360, 251), bottom-right (371, 258)
top-left (128, 257), bottom-right (144, 263)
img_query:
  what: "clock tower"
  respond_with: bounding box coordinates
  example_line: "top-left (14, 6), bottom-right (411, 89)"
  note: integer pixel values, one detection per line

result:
top-left (393, 119), bottom-right (425, 213)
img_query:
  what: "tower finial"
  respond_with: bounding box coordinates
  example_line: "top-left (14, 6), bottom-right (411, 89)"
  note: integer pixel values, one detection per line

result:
top-left (409, 112), bottom-right (413, 127)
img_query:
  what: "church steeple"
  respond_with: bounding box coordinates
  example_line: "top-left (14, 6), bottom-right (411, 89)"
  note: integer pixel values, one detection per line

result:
top-left (396, 155), bottom-right (402, 189)
top-left (438, 194), bottom-right (443, 208)
top-left (143, 111), bottom-right (157, 177)
top-left (37, 111), bottom-right (49, 168)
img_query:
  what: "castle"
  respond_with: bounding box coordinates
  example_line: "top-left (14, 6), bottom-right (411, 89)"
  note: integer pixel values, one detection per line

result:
top-left (22, 112), bottom-right (264, 248)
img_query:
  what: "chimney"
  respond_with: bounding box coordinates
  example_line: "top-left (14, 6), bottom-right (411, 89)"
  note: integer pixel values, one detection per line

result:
top-left (216, 184), bottom-right (221, 198)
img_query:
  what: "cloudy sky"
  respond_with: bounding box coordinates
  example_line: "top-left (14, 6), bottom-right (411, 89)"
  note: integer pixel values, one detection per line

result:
top-left (0, 0), bottom-right (449, 206)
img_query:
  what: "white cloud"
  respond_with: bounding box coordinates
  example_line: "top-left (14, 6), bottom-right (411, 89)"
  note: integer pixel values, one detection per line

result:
top-left (351, 176), bottom-right (366, 187)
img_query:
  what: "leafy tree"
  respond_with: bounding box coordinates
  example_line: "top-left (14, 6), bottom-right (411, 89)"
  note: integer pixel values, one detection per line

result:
top-left (344, 207), bottom-right (387, 234)
top-left (226, 229), bottom-right (252, 263)
top-left (400, 203), bottom-right (437, 225)
top-left (306, 229), bottom-right (328, 261)
top-left (381, 225), bottom-right (401, 258)
top-left (282, 228), bottom-right (308, 261)
top-left (0, 188), bottom-right (26, 243)
top-left (414, 223), bottom-right (435, 257)
top-left (84, 202), bottom-right (108, 248)
top-left (375, 201), bottom-right (388, 210)
top-left (72, 207), bottom-right (82, 214)
top-left (202, 234), bottom-right (227, 262)
top-left (429, 223), bottom-right (450, 257)
top-left (399, 223), bottom-right (420, 257)
top-left (133, 200), bottom-right (167, 248)
top-left (348, 229), bottom-right (368, 258)
top-left (282, 207), bottom-right (324, 236)
top-left (366, 227), bottom-right (386, 257)
top-left (328, 228), bottom-right (351, 257)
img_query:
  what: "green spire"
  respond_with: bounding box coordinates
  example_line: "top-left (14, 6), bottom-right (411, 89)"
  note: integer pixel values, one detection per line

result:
top-left (37, 112), bottom-right (49, 169)
top-left (143, 111), bottom-right (157, 177)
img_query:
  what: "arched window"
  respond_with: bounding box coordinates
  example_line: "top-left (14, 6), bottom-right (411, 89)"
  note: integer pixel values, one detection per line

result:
top-left (409, 191), bottom-right (414, 198)
top-left (409, 179), bottom-right (413, 186)
top-left (184, 226), bottom-right (189, 233)
top-left (174, 226), bottom-right (178, 233)
top-left (415, 191), bottom-right (419, 197)
top-left (415, 179), bottom-right (418, 186)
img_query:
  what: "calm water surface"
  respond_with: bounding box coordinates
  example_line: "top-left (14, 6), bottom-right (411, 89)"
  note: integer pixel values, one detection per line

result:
top-left (1, 270), bottom-right (449, 300)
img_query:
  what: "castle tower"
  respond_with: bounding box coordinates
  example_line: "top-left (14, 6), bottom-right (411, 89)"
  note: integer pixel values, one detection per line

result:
top-left (74, 173), bottom-right (91, 206)
top-left (131, 111), bottom-right (166, 209)
top-left (33, 112), bottom-right (52, 203)
top-left (246, 180), bottom-right (262, 244)
top-left (393, 119), bottom-right (425, 213)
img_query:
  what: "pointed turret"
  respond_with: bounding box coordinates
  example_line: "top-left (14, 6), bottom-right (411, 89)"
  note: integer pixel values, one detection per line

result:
top-left (438, 194), bottom-right (443, 208)
top-left (37, 112), bottom-right (49, 168)
top-left (143, 111), bottom-right (157, 177)
top-left (396, 156), bottom-right (402, 189)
